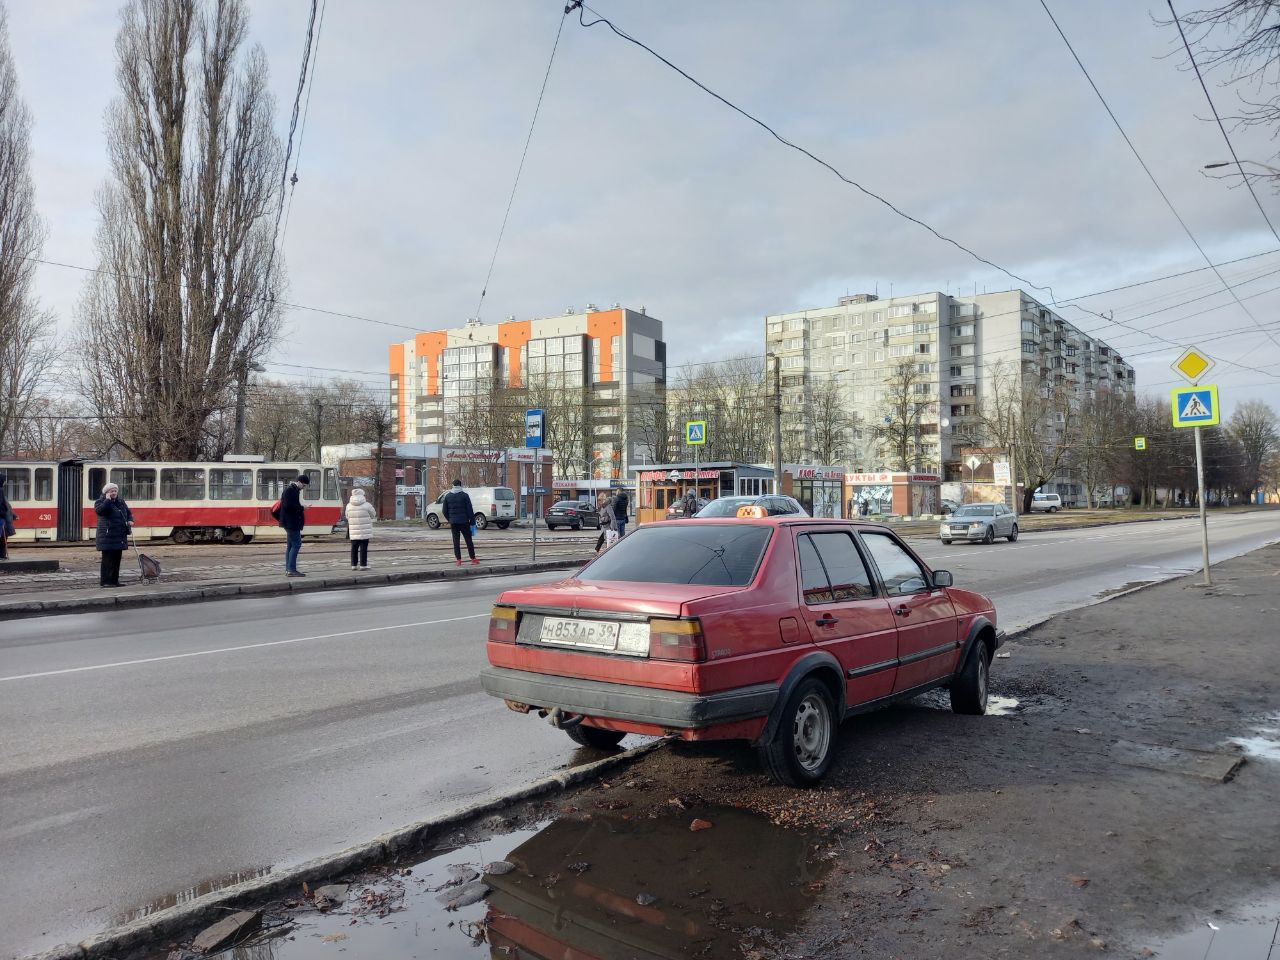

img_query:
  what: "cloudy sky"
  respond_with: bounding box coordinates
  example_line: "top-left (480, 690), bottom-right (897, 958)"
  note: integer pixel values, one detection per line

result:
top-left (11, 0), bottom-right (1280, 413)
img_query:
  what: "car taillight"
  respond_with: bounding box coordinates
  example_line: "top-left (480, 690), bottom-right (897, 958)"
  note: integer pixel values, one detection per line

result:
top-left (489, 605), bottom-right (517, 642)
top-left (648, 618), bottom-right (705, 662)
top-left (566, 508), bottom-right (577, 515)
top-left (490, 504), bottom-right (496, 514)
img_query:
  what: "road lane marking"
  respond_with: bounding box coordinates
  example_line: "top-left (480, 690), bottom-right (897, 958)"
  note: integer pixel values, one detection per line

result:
top-left (0, 614), bottom-right (489, 683)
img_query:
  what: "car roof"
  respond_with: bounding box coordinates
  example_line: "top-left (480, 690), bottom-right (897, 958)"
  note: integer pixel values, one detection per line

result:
top-left (672, 515), bottom-right (881, 529)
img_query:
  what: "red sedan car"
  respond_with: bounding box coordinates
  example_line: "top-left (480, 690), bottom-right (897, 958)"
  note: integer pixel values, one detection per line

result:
top-left (480, 512), bottom-right (1003, 785)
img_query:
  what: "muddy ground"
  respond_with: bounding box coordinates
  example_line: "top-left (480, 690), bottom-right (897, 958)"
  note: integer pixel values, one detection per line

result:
top-left (143, 544), bottom-right (1280, 960)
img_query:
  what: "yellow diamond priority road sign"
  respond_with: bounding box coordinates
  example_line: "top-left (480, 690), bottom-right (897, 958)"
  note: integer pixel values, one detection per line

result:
top-left (1171, 346), bottom-right (1214, 385)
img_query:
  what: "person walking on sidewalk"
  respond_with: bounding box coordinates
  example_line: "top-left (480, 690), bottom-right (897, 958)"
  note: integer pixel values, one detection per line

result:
top-left (279, 474), bottom-right (309, 577)
top-left (443, 479), bottom-right (479, 565)
top-left (345, 487), bottom-right (377, 569)
top-left (94, 482), bottom-right (133, 587)
top-left (601, 493), bottom-right (620, 550)
top-left (613, 488), bottom-right (630, 539)
top-left (0, 475), bottom-right (16, 560)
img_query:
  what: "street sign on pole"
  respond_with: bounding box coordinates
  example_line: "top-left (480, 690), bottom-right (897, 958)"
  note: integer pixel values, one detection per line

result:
top-left (1171, 346), bottom-right (1215, 385)
top-left (1134, 436), bottom-right (1147, 451)
top-left (686, 421), bottom-right (706, 445)
top-left (1171, 385), bottom-right (1220, 428)
top-left (525, 409), bottom-right (545, 448)
top-left (1170, 379), bottom-right (1218, 586)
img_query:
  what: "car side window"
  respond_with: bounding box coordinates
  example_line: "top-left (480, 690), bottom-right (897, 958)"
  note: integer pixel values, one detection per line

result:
top-left (859, 532), bottom-right (931, 596)
top-left (809, 532), bottom-right (875, 600)
top-left (797, 535), bottom-right (834, 605)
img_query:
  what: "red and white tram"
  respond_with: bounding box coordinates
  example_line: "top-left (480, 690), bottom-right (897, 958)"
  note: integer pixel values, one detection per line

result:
top-left (0, 458), bottom-right (342, 544)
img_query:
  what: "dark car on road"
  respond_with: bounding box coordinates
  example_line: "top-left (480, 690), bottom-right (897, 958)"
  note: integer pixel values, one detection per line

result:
top-left (695, 494), bottom-right (808, 518)
top-left (665, 496), bottom-right (710, 520)
top-left (544, 499), bottom-right (601, 531)
top-left (481, 514), bottom-right (1004, 786)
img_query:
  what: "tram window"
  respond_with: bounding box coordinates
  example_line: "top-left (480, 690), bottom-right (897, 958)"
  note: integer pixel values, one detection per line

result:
top-left (110, 468), bottom-right (157, 501)
top-left (88, 468), bottom-right (106, 500)
top-left (323, 468), bottom-right (338, 501)
top-left (34, 468), bottom-right (53, 501)
top-left (0, 468), bottom-right (31, 500)
top-left (256, 469), bottom-right (294, 500)
top-left (304, 468), bottom-right (322, 501)
top-left (209, 468), bottom-right (253, 500)
top-left (161, 468), bottom-right (206, 500)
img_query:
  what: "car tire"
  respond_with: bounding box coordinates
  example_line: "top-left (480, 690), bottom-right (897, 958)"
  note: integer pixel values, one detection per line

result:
top-left (758, 676), bottom-right (837, 787)
top-left (950, 640), bottom-right (990, 715)
top-left (496, 521), bottom-right (510, 530)
top-left (565, 725), bottom-right (627, 750)
top-left (572, 521), bottom-right (582, 530)
top-left (425, 514), bottom-right (440, 529)
top-left (1050, 506), bottom-right (1059, 513)
top-left (1007, 524), bottom-right (1018, 543)
top-left (941, 538), bottom-right (952, 545)
top-left (982, 525), bottom-right (995, 545)
top-left (545, 523), bottom-right (557, 531)
top-left (474, 513), bottom-right (488, 530)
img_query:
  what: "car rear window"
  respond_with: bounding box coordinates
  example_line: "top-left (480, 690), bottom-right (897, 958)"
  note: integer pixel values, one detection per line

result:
top-left (495, 487), bottom-right (516, 501)
top-left (696, 497), bottom-right (752, 517)
top-left (578, 523), bottom-right (772, 586)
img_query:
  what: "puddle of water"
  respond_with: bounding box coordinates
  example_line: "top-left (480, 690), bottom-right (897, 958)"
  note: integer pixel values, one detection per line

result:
top-left (912, 689), bottom-right (1024, 716)
top-left (986, 695), bottom-right (1021, 716)
top-left (116, 867), bottom-right (273, 924)
top-left (1146, 899), bottom-right (1280, 959)
top-left (1228, 714), bottom-right (1280, 762)
top-left (167, 807), bottom-right (828, 960)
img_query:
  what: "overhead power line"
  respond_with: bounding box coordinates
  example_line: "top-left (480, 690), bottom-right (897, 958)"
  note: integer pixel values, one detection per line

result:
top-left (574, 3), bottom-right (1056, 300)
top-left (474, 4), bottom-right (572, 321)
top-left (281, 0), bottom-right (329, 243)
top-left (1039, 0), bottom-right (1280, 358)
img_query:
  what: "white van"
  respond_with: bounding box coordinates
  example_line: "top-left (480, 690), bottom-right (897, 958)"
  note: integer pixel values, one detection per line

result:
top-left (424, 486), bottom-right (517, 530)
top-left (1030, 492), bottom-right (1063, 513)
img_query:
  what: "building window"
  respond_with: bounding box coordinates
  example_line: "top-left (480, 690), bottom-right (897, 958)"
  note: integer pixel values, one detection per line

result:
top-left (889, 344), bottom-right (910, 357)
top-left (1022, 341), bottom-right (1037, 355)
top-left (917, 342), bottom-right (932, 354)
top-left (888, 304), bottom-right (912, 319)
top-left (951, 323), bottom-right (975, 337)
top-left (873, 350), bottom-right (885, 363)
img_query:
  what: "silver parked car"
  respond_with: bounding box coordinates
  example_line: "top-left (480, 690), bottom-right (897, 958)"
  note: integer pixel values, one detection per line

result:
top-left (940, 503), bottom-right (1018, 545)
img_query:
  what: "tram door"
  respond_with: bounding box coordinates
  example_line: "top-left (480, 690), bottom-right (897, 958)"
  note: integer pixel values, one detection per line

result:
top-left (56, 461), bottom-right (84, 541)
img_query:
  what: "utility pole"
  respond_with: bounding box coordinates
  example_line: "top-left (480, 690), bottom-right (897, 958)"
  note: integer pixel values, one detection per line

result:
top-left (232, 358), bottom-right (265, 454)
top-left (771, 355), bottom-right (783, 494)
top-left (312, 399), bottom-right (324, 463)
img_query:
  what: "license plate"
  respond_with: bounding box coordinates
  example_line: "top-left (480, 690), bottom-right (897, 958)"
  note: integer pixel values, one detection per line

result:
top-left (539, 617), bottom-right (620, 649)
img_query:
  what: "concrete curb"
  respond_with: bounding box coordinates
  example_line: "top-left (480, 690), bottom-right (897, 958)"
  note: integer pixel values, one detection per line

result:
top-left (25, 738), bottom-right (667, 960)
top-left (0, 557), bottom-right (589, 622)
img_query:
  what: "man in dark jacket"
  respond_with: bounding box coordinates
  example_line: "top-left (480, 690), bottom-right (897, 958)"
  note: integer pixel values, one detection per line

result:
top-left (613, 489), bottom-right (630, 538)
top-left (94, 482), bottom-right (134, 587)
top-left (279, 474), bottom-right (309, 577)
top-left (442, 479), bottom-right (478, 565)
top-left (0, 475), bottom-right (15, 560)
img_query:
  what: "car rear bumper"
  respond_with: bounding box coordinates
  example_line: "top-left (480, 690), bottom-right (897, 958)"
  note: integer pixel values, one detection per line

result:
top-left (479, 667), bottom-right (778, 729)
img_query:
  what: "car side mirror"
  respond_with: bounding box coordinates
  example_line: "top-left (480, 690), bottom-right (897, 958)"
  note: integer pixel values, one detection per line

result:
top-left (932, 570), bottom-right (954, 588)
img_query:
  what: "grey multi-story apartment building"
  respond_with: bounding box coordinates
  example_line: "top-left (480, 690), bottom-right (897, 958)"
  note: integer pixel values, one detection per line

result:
top-left (389, 306), bottom-right (666, 479)
top-left (764, 289), bottom-right (1136, 485)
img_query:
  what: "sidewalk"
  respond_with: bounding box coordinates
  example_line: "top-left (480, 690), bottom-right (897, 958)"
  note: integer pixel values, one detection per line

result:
top-left (0, 538), bottom-right (594, 620)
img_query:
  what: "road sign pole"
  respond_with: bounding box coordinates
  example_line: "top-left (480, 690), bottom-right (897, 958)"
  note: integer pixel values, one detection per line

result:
top-left (1194, 426), bottom-right (1210, 586)
top-left (532, 448), bottom-right (538, 562)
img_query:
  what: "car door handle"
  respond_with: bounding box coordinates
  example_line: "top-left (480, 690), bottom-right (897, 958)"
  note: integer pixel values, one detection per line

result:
top-left (814, 615), bottom-right (839, 626)
top-left (894, 605), bottom-right (912, 617)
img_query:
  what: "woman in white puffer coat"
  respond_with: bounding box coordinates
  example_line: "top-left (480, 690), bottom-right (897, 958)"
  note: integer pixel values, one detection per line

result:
top-left (345, 488), bottom-right (377, 569)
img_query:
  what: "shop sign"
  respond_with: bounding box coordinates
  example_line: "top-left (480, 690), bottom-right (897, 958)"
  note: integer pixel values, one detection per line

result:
top-left (787, 465), bottom-right (844, 481)
top-left (395, 484), bottom-right (424, 496)
top-left (443, 448), bottom-right (504, 463)
top-left (552, 479), bottom-right (578, 490)
top-left (507, 447), bottom-right (557, 463)
top-left (909, 474), bottom-right (940, 483)
top-left (640, 469), bottom-right (718, 482)
top-left (847, 472), bottom-right (893, 484)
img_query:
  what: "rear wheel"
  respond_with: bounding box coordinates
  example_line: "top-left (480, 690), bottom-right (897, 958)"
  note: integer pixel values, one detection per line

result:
top-left (425, 514), bottom-right (440, 530)
top-left (171, 528), bottom-right (193, 545)
top-left (950, 641), bottom-right (990, 715)
top-left (981, 525), bottom-right (995, 545)
top-left (565, 725), bottom-right (627, 749)
top-left (758, 677), bottom-right (837, 787)
top-left (1049, 506), bottom-right (1059, 513)
top-left (474, 513), bottom-right (488, 530)
top-left (545, 523), bottom-right (558, 531)
top-left (1007, 524), bottom-right (1018, 543)
top-left (495, 521), bottom-right (510, 530)
top-left (224, 527), bottom-right (247, 545)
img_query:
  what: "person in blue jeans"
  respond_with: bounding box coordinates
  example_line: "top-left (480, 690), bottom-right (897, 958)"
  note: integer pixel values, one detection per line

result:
top-left (613, 489), bottom-right (629, 538)
top-left (279, 474), bottom-right (309, 576)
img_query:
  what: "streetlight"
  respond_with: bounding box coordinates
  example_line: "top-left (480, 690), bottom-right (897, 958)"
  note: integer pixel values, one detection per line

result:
top-left (1203, 159), bottom-right (1280, 176)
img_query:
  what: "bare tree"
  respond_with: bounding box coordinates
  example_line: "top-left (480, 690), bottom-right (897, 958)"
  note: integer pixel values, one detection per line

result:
top-left (1073, 389), bottom-right (1131, 507)
top-left (979, 362), bottom-right (1076, 513)
top-left (0, 5), bottom-right (56, 457)
top-left (77, 0), bottom-right (284, 460)
top-left (875, 361), bottom-right (932, 471)
top-left (808, 376), bottom-right (859, 465)
top-left (1227, 398), bottom-right (1278, 493)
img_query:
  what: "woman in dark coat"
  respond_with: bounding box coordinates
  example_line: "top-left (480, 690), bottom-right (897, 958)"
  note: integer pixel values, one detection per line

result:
top-left (95, 482), bottom-right (134, 587)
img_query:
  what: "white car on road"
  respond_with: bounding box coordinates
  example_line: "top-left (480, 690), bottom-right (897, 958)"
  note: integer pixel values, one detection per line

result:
top-left (1030, 492), bottom-right (1064, 513)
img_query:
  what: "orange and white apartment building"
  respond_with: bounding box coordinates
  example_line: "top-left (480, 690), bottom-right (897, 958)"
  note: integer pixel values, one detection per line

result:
top-left (389, 306), bottom-right (666, 480)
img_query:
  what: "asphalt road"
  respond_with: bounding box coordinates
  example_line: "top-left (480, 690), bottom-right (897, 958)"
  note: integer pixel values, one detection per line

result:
top-left (1, 510), bottom-right (1276, 957)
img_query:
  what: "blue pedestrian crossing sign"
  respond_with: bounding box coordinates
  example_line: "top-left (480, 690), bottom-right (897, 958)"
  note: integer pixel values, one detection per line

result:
top-left (686, 420), bottom-right (707, 446)
top-left (1171, 385), bottom-right (1220, 428)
